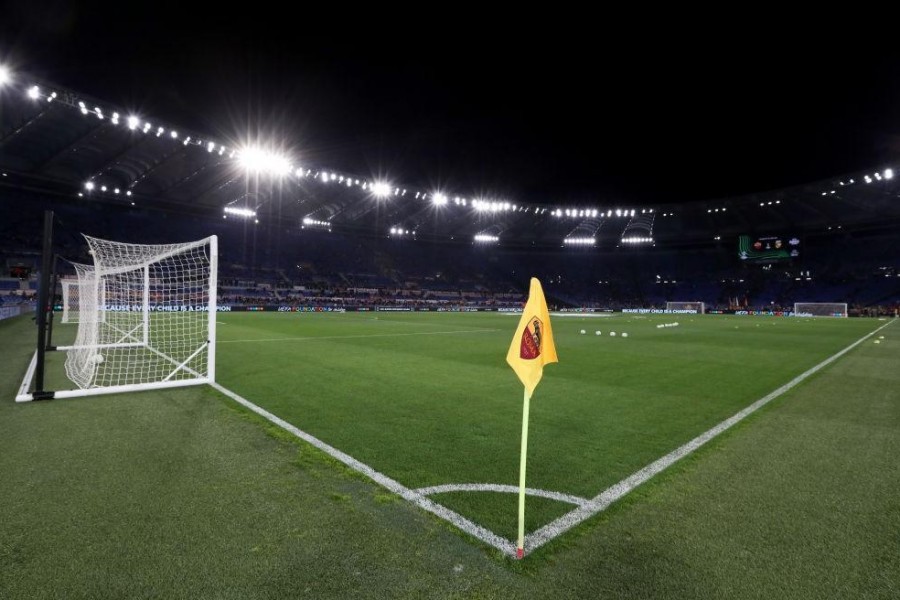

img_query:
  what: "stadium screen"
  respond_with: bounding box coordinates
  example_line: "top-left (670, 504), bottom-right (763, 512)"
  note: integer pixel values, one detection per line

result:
top-left (738, 235), bottom-right (800, 262)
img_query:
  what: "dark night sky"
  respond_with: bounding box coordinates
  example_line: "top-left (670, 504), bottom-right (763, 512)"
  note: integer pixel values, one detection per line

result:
top-left (3, 5), bottom-right (900, 207)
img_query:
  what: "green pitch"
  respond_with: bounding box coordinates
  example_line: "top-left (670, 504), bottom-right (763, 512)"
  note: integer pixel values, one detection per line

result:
top-left (208, 311), bottom-right (883, 542)
top-left (3, 311), bottom-right (898, 598)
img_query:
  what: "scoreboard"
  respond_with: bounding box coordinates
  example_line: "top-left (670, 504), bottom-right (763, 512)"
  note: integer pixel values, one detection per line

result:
top-left (738, 235), bottom-right (800, 262)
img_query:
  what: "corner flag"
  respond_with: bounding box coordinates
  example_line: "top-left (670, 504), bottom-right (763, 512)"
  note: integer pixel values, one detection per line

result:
top-left (507, 278), bottom-right (558, 395)
top-left (507, 278), bottom-right (557, 559)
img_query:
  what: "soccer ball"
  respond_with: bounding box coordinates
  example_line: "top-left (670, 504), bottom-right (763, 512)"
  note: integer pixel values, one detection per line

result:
top-left (610, 332), bottom-right (616, 337)
top-left (621, 332), bottom-right (628, 338)
top-left (90, 354), bottom-right (104, 364)
top-left (580, 329), bottom-right (586, 335)
top-left (595, 330), bottom-right (601, 336)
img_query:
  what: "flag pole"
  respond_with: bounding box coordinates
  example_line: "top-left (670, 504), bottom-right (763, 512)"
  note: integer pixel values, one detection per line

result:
top-left (516, 387), bottom-right (532, 559)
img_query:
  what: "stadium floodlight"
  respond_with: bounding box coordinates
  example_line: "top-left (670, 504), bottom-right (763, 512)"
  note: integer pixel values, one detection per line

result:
top-left (302, 217), bottom-right (330, 228)
top-left (207, 141), bottom-right (215, 152)
top-left (85, 181), bottom-right (95, 191)
top-left (127, 116), bottom-right (139, 130)
top-left (474, 234), bottom-right (499, 243)
top-left (621, 236), bottom-right (654, 244)
top-left (170, 130), bottom-right (178, 139)
top-left (564, 237), bottom-right (596, 246)
top-left (237, 147), bottom-right (292, 176)
top-left (100, 186), bottom-right (108, 192)
top-left (372, 181), bottom-right (391, 197)
top-left (0, 65), bottom-right (10, 85)
top-left (432, 193), bottom-right (448, 206)
top-left (114, 188), bottom-right (120, 194)
top-left (126, 191), bottom-right (132, 197)
top-left (224, 206), bottom-right (256, 218)
top-left (886, 168), bottom-right (894, 180)
top-left (27, 85), bottom-right (40, 99)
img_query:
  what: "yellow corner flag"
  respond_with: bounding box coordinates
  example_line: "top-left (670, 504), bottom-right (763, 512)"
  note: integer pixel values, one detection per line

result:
top-left (507, 277), bottom-right (558, 559)
top-left (507, 278), bottom-right (558, 396)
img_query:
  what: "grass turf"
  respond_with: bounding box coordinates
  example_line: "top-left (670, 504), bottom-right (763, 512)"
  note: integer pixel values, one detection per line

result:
top-left (212, 311), bottom-right (880, 540)
top-left (1, 312), bottom-right (898, 598)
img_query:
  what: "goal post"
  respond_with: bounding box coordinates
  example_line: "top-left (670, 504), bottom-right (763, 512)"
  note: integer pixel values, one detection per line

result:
top-left (16, 232), bottom-right (218, 402)
top-left (793, 302), bottom-right (848, 318)
top-left (665, 301), bottom-right (705, 314)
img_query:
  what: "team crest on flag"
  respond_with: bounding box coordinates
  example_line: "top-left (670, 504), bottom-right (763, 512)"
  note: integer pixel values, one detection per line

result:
top-left (520, 317), bottom-right (543, 360)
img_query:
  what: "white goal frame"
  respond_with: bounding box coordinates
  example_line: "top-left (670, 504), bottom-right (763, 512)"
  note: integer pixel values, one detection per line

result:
top-left (17, 235), bottom-right (218, 402)
top-left (793, 302), bottom-right (848, 318)
top-left (666, 301), bottom-right (705, 314)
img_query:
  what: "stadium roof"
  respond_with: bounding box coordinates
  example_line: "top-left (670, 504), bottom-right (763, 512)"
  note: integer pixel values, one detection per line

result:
top-left (1, 68), bottom-right (899, 249)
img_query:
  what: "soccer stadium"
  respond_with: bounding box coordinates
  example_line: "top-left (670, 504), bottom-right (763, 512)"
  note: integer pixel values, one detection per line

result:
top-left (1, 29), bottom-right (899, 599)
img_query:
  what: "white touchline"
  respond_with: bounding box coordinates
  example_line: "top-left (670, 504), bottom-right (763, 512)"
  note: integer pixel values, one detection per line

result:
top-left (219, 328), bottom-right (499, 344)
top-left (210, 319), bottom-right (894, 558)
top-left (524, 318), bottom-right (896, 554)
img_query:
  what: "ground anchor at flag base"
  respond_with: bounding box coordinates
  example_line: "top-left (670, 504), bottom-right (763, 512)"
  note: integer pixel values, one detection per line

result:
top-left (517, 547), bottom-right (524, 559)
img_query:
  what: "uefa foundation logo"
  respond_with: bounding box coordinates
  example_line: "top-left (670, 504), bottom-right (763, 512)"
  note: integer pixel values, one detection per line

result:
top-left (519, 317), bottom-right (544, 360)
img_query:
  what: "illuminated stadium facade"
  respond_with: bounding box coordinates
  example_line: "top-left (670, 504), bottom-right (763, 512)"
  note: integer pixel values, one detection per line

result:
top-left (1, 67), bottom-right (899, 314)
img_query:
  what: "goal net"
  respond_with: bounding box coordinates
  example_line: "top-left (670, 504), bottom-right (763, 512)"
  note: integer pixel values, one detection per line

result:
top-left (58, 234), bottom-right (218, 397)
top-left (60, 267), bottom-right (106, 324)
top-left (793, 302), bottom-right (848, 318)
top-left (665, 301), bottom-right (705, 314)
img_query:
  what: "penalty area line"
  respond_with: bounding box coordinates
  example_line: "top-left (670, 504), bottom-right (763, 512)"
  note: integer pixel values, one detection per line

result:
top-left (524, 318), bottom-right (897, 555)
top-left (209, 381), bottom-right (517, 557)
